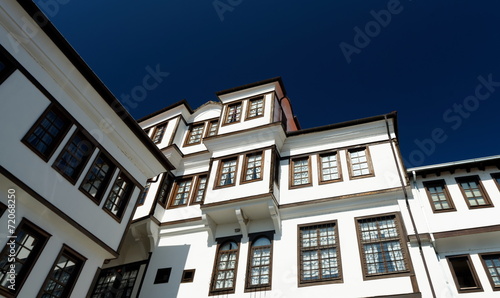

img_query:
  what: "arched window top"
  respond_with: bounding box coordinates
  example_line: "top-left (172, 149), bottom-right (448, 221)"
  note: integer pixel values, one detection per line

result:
top-left (252, 237), bottom-right (271, 247)
top-left (220, 241), bottom-right (238, 251)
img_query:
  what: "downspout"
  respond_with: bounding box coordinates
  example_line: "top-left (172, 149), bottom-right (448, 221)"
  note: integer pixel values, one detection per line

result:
top-left (411, 170), bottom-right (436, 247)
top-left (384, 115), bottom-right (437, 298)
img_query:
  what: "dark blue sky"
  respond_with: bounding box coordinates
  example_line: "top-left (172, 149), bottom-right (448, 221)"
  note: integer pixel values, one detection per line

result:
top-left (37, 0), bottom-right (499, 167)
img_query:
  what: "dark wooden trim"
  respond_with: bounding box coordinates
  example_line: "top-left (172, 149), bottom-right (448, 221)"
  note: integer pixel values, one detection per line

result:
top-left (455, 175), bottom-right (494, 209)
top-left (221, 101), bottom-right (243, 126)
top-left (289, 155), bottom-right (313, 189)
top-left (156, 172), bottom-right (174, 208)
top-left (240, 150), bottom-right (265, 184)
top-left (0, 165), bottom-right (119, 257)
top-left (422, 180), bottom-right (456, 213)
top-left (183, 122), bottom-right (205, 147)
top-left (347, 146), bottom-right (375, 180)
top-left (433, 224), bottom-right (500, 239)
top-left (137, 99), bottom-right (194, 122)
top-left (181, 269), bottom-right (196, 283)
top-left (244, 95), bottom-right (266, 121)
top-left (101, 170), bottom-right (137, 223)
top-left (204, 119), bottom-right (220, 139)
top-left (491, 173), bottom-right (500, 192)
top-left (209, 236), bottom-right (242, 296)
top-left (213, 156), bottom-right (240, 189)
top-left (151, 123), bottom-right (167, 144)
top-left (366, 293), bottom-right (421, 298)
top-left (160, 217), bottom-right (203, 226)
top-left (216, 77), bottom-right (286, 96)
top-left (317, 151), bottom-right (343, 184)
top-left (446, 254), bottom-right (483, 293)
top-left (190, 174), bottom-right (208, 205)
top-left (167, 177), bottom-right (194, 209)
top-left (37, 244), bottom-right (86, 298)
top-left (201, 192), bottom-right (278, 209)
top-left (78, 151), bottom-right (117, 206)
top-left (244, 231), bottom-right (274, 292)
top-left (479, 252), bottom-right (500, 291)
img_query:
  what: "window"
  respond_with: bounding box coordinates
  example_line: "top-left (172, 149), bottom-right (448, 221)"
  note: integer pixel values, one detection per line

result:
top-left (91, 262), bottom-right (141, 298)
top-left (0, 48), bottom-right (15, 84)
top-left (298, 222), bottom-right (341, 286)
top-left (480, 253), bottom-right (500, 290)
top-left (169, 178), bottom-right (192, 207)
top-left (492, 173), bottom-right (500, 191)
top-left (348, 147), bottom-right (373, 178)
top-left (246, 234), bottom-right (273, 291)
top-left (0, 220), bottom-right (50, 297)
top-left (318, 152), bottom-right (342, 183)
top-left (137, 181), bottom-right (151, 206)
top-left (151, 124), bottom-right (166, 144)
top-left (357, 214), bottom-right (409, 278)
top-left (103, 172), bottom-right (134, 220)
top-left (242, 152), bottom-right (263, 183)
top-left (191, 175), bottom-right (207, 204)
top-left (157, 173), bottom-right (173, 206)
top-left (185, 123), bottom-right (204, 146)
top-left (210, 239), bottom-right (240, 294)
top-left (224, 102), bottom-right (242, 124)
top-left (22, 104), bottom-right (72, 161)
top-left (423, 180), bottom-right (455, 212)
top-left (53, 131), bottom-right (95, 183)
top-left (37, 246), bottom-right (85, 298)
top-left (154, 268), bottom-right (172, 284)
top-left (181, 269), bottom-right (196, 283)
top-left (290, 157), bottom-right (311, 187)
top-left (456, 176), bottom-right (492, 208)
top-left (246, 97), bottom-right (264, 119)
top-left (79, 152), bottom-right (116, 203)
top-left (447, 255), bottom-right (482, 293)
top-left (216, 158), bottom-right (238, 188)
top-left (206, 120), bottom-right (218, 137)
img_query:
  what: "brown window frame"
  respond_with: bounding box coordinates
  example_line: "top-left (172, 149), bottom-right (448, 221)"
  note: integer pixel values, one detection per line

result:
top-left (79, 151), bottom-right (116, 204)
top-left (289, 156), bottom-right (312, 189)
top-left (191, 175), bottom-right (208, 205)
top-left (168, 177), bottom-right (194, 208)
top-left (317, 151), bottom-right (342, 184)
top-left (102, 171), bottom-right (135, 222)
top-left (156, 173), bottom-right (174, 207)
top-left (356, 213), bottom-right (411, 280)
top-left (37, 245), bottom-right (86, 298)
top-left (209, 236), bottom-right (241, 295)
top-left (241, 151), bottom-right (264, 184)
top-left (184, 122), bottom-right (205, 146)
top-left (222, 101), bottom-right (243, 126)
top-left (0, 219), bottom-right (51, 297)
top-left (90, 261), bottom-right (143, 297)
top-left (52, 130), bottom-right (96, 185)
top-left (137, 180), bottom-right (152, 206)
top-left (205, 120), bottom-right (219, 138)
top-left (298, 221), bottom-right (342, 287)
top-left (447, 255), bottom-right (483, 293)
top-left (492, 173), bottom-right (500, 192)
top-left (479, 252), bottom-right (500, 291)
top-left (181, 269), bottom-right (196, 283)
top-left (151, 123), bottom-right (167, 144)
top-left (245, 96), bottom-right (265, 120)
top-left (22, 104), bottom-right (72, 162)
top-left (455, 176), bottom-right (493, 209)
top-left (347, 147), bottom-right (374, 179)
top-left (423, 180), bottom-right (456, 212)
top-left (215, 157), bottom-right (239, 189)
top-left (245, 232), bottom-right (273, 292)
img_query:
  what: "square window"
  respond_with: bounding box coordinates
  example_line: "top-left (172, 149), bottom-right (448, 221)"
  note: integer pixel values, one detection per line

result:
top-left (246, 97), bottom-right (264, 119)
top-left (185, 123), bottom-right (205, 146)
top-left (447, 255), bottom-right (483, 293)
top-left (423, 180), bottom-right (455, 212)
top-left (154, 268), bottom-right (172, 284)
top-left (53, 131), bottom-right (96, 184)
top-left (181, 269), bottom-right (196, 283)
top-left (456, 176), bottom-right (493, 208)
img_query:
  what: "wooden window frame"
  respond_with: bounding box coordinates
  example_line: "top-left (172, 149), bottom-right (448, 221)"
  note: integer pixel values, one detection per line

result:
top-left (492, 173), bottom-right (500, 192)
top-left (191, 175), bottom-right (208, 205)
top-left (347, 147), bottom-right (374, 179)
top-left (90, 261), bottom-right (142, 297)
top-left (214, 157), bottom-right (239, 189)
top-left (222, 101), bottom-right (243, 126)
top-left (167, 177), bottom-right (193, 208)
top-left (21, 104), bottom-right (72, 162)
top-left (154, 268), bottom-right (172, 284)
top-left (137, 180), bottom-right (152, 206)
top-left (297, 221), bottom-right (342, 287)
top-left (317, 151), bottom-right (342, 184)
top-left (0, 219), bottom-right (51, 297)
top-left (79, 151), bottom-right (116, 205)
top-left (151, 123), bottom-right (167, 144)
top-left (241, 151), bottom-right (264, 184)
top-left (157, 173), bottom-right (174, 207)
top-left (37, 245), bottom-right (86, 298)
top-left (52, 130), bottom-right (96, 185)
top-left (245, 232), bottom-right (273, 292)
top-left (355, 213), bottom-right (411, 280)
top-left (184, 122), bottom-right (205, 147)
top-left (447, 255), bottom-right (483, 293)
top-left (102, 171), bottom-right (135, 222)
top-left (479, 252), bottom-right (500, 291)
top-left (455, 175), bottom-right (493, 209)
top-left (209, 236), bottom-right (241, 295)
top-left (0, 47), bottom-right (16, 84)
top-left (289, 156), bottom-right (312, 189)
top-left (205, 120), bottom-right (219, 138)
top-left (181, 269), bottom-right (196, 283)
top-left (245, 96), bottom-right (265, 120)
top-left (423, 180), bottom-right (456, 213)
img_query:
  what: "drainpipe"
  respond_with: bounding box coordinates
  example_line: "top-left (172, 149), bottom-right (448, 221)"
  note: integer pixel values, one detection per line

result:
top-left (384, 115), bottom-right (437, 298)
top-left (411, 170), bottom-right (436, 248)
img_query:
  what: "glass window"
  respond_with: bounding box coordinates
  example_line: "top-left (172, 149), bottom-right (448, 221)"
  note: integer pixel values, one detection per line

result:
top-left (53, 131), bottom-right (95, 183)
top-left (448, 255), bottom-right (482, 292)
top-left (206, 120), bottom-right (218, 137)
top-left (348, 148), bottom-right (372, 177)
top-left (211, 241), bottom-right (239, 294)
top-left (291, 157), bottom-right (310, 187)
top-left (192, 175), bottom-right (207, 204)
top-left (152, 124), bottom-right (166, 144)
top-left (247, 236), bottom-right (272, 290)
top-left (0, 220), bottom-right (50, 296)
top-left (157, 174), bottom-right (173, 206)
top-left (91, 263), bottom-right (141, 297)
top-left (357, 215), bottom-right (408, 277)
top-left (170, 179), bottom-right (192, 206)
top-left (137, 181), bottom-right (151, 206)
top-left (38, 246), bottom-right (85, 298)
top-left (319, 153), bottom-right (341, 183)
top-left (247, 97), bottom-right (264, 118)
top-left (103, 173), bottom-right (134, 219)
top-left (423, 180), bottom-right (455, 212)
top-left (218, 158), bottom-right (238, 187)
top-left (299, 222), bottom-right (341, 285)
top-left (185, 123), bottom-right (204, 145)
top-left (456, 176), bottom-right (492, 208)
top-left (243, 152), bottom-right (263, 182)
top-left (80, 153), bottom-right (115, 202)
top-left (481, 253), bottom-right (500, 290)
top-left (225, 103), bottom-right (242, 124)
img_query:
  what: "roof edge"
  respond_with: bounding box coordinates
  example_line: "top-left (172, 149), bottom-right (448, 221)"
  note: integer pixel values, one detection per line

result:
top-left (137, 99), bottom-right (194, 122)
top-left (215, 77), bottom-right (286, 97)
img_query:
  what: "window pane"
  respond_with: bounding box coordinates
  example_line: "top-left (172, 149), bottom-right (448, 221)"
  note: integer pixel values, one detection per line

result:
top-left (292, 158), bottom-right (309, 186)
top-left (80, 153), bottom-right (115, 200)
top-left (449, 256), bottom-right (479, 290)
top-left (53, 132), bottom-right (95, 181)
top-left (244, 153), bottom-right (262, 181)
top-left (349, 148), bottom-right (371, 177)
top-left (248, 98), bottom-right (264, 118)
top-left (103, 173), bottom-right (133, 218)
top-left (457, 177), bottom-right (490, 207)
top-left (219, 159), bottom-right (237, 186)
top-left (225, 103), bottom-right (242, 123)
top-left (482, 254), bottom-right (500, 288)
top-left (212, 241), bottom-right (239, 293)
top-left (186, 124), bottom-right (204, 145)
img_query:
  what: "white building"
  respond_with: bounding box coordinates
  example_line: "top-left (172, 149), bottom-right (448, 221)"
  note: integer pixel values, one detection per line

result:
top-left (0, 1), bottom-right (173, 297)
